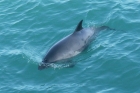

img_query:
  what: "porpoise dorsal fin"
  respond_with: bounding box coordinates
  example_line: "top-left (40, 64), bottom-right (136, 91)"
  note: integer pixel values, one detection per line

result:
top-left (74, 20), bottom-right (83, 32)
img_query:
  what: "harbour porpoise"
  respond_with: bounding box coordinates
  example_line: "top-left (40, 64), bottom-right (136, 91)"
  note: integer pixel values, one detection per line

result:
top-left (38, 20), bottom-right (112, 70)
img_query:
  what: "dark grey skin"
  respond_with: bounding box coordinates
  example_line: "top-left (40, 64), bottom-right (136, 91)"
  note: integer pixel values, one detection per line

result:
top-left (38, 20), bottom-right (112, 70)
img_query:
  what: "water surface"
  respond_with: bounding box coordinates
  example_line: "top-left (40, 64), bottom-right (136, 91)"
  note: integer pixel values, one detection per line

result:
top-left (0, 0), bottom-right (140, 93)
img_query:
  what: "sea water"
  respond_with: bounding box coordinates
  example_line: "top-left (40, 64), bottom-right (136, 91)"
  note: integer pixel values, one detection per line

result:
top-left (0, 0), bottom-right (140, 93)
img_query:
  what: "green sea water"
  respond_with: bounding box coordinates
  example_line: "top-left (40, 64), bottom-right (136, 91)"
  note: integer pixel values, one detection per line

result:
top-left (0, 0), bottom-right (140, 93)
